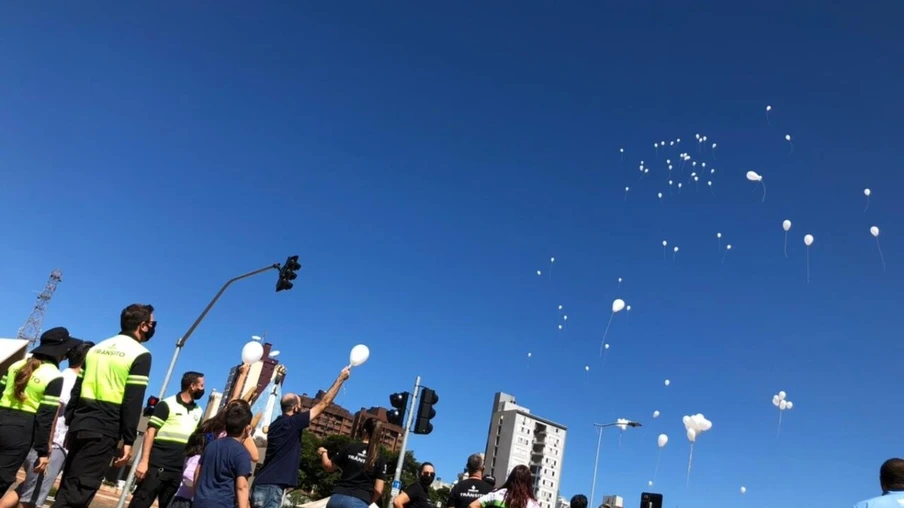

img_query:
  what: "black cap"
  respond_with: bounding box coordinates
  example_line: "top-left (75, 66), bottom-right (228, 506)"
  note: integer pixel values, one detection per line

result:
top-left (32, 327), bottom-right (82, 359)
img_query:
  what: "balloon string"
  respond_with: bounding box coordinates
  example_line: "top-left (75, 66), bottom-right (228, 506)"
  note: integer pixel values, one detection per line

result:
top-left (721, 250), bottom-right (729, 264)
top-left (761, 182), bottom-right (767, 203)
top-left (777, 410), bottom-right (783, 438)
top-left (877, 239), bottom-right (887, 272)
top-left (600, 313), bottom-right (615, 356)
top-left (717, 239), bottom-right (721, 254)
top-left (788, 142), bottom-right (794, 155)
top-left (864, 197), bottom-right (870, 212)
top-left (784, 232), bottom-right (788, 259)
top-left (806, 248), bottom-right (811, 284)
top-left (766, 111), bottom-right (773, 127)
top-left (686, 443), bottom-right (694, 488)
top-left (653, 448), bottom-right (662, 483)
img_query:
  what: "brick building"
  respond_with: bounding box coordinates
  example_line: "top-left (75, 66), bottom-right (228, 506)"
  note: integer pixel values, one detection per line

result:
top-left (298, 390), bottom-right (355, 439)
top-left (295, 392), bottom-right (405, 453)
top-left (221, 342), bottom-right (280, 410)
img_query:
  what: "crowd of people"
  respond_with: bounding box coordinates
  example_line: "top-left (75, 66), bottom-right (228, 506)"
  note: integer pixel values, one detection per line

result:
top-left (0, 302), bottom-right (902, 508)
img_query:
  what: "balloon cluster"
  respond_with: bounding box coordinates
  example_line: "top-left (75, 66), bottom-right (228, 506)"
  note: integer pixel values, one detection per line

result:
top-left (615, 418), bottom-right (631, 431)
top-left (683, 413), bottom-right (712, 442)
top-left (772, 390), bottom-right (794, 411)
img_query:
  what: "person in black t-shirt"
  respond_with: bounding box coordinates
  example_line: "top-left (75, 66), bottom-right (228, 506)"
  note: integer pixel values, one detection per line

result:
top-left (320, 418), bottom-right (388, 508)
top-left (393, 463), bottom-right (435, 508)
top-left (447, 454), bottom-right (492, 508)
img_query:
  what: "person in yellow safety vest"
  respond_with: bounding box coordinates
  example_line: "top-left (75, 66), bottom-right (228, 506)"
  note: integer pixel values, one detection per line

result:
top-left (53, 303), bottom-right (156, 508)
top-left (129, 371), bottom-right (206, 508)
top-left (0, 327), bottom-right (83, 494)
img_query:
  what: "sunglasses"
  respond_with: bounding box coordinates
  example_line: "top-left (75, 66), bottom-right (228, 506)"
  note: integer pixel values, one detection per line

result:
top-left (146, 321), bottom-right (157, 329)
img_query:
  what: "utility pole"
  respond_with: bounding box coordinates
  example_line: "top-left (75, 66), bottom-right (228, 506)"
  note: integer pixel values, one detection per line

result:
top-left (389, 376), bottom-right (420, 502)
top-left (115, 259), bottom-right (298, 508)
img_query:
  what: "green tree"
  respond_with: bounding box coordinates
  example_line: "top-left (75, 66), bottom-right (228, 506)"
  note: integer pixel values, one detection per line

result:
top-left (430, 486), bottom-right (451, 505)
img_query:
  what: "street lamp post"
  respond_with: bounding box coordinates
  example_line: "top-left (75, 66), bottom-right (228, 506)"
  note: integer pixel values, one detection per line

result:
top-left (589, 420), bottom-right (641, 508)
top-left (115, 261), bottom-right (293, 508)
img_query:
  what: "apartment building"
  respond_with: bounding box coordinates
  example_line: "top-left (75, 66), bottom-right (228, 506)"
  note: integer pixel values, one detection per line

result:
top-left (484, 393), bottom-right (567, 508)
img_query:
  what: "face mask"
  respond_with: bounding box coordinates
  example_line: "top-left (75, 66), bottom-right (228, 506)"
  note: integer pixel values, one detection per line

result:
top-left (192, 389), bottom-right (205, 401)
top-left (420, 473), bottom-right (435, 485)
top-left (142, 323), bottom-right (156, 342)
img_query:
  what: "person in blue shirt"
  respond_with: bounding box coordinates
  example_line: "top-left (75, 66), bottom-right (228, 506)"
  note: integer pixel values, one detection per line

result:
top-left (853, 458), bottom-right (904, 508)
top-left (193, 403), bottom-right (253, 508)
top-left (251, 367), bottom-right (350, 508)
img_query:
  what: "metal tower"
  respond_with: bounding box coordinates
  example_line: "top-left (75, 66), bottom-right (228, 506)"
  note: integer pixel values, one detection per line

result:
top-left (17, 269), bottom-right (63, 346)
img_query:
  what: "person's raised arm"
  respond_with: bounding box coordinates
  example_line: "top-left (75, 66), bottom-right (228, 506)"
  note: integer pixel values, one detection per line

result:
top-left (310, 367), bottom-right (351, 421)
top-left (318, 447), bottom-right (336, 472)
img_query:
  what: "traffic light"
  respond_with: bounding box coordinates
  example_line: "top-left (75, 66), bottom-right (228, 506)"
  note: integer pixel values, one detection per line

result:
top-left (143, 396), bottom-right (159, 417)
top-left (640, 492), bottom-right (663, 508)
top-left (276, 255), bottom-right (302, 292)
top-left (413, 387), bottom-right (438, 435)
top-left (387, 392), bottom-right (409, 427)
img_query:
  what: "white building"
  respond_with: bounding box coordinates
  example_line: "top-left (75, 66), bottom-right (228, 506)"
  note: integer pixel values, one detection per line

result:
top-left (484, 393), bottom-right (567, 508)
top-left (601, 495), bottom-right (623, 508)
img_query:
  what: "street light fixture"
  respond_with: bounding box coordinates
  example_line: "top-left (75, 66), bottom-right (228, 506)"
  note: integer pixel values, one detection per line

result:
top-left (590, 420), bottom-right (642, 508)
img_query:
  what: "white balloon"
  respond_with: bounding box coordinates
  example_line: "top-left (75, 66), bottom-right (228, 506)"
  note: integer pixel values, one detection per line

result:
top-left (563, 315), bottom-right (568, 321)
top-left (527, 352), bottom-right (532, 358)
top-left (648, 481), bottom-right (654, 487)
top-left (686, 428), bottom-right (696, 442)
top-left (616, 418), bottom-right (630, 431)
top-left (604, 343), bottom-right (610, 350)
top-left (766, 105), bottom-right (772, 111)
top-left (871, 226), bottom-right (880, 237)
top-left (658, 434), bottom-right (669, 448)
top-left (726, 244), bottom-right (733, 251)
top-left (662, 240), bottom-right (668, 247)
top-left (717, 232), bottom-right (722, 238)
top-left (658, 192), bottom-right (663, 199)
top-left (536, 270), bottom-right (542, 276)
top-left (772, 395), bottom-right (780, 407)
top-left (864, 188), bottom-right (871, 196)
top-left (550, 257), bottom-right (555, 263)
top-left (625, 186), bottom-right (630, 192)
top-left (783, 220), bottom-right (792, 232)
top-left (612, 299), bottom-right (626, 313)
top-left (779, 399), bottom-right (787, 410)
top-left (664, 379), bottom-right (670, 386)
top-left (741, 487), bottom-right (747, 494)
top-left (241, 341), bottom-right (264, 364)
top-left (620, 148), bottom-right (624, 153)
top-left (558, 304), bottom-right (563, 310)
top-left (618, 277), bottom-right (623, 283)
top-left (785, 134), bottom-right (792, 141)
top-left (653, 410), bottom-right (660, 418)
top-left (746, 171), bottom-right (762, 182)
top-left (349, 344), bottom-right (370, 367)
top-left (626, 305), bottom-right (632, 312)
top-left (804, 234), bottom-right (814, 246)
top-left (778, 391), bottom-right (786, 400)
top-left (673, 246), bottom-right (679, 253)
top-left (585, 365), bottom-right (590, 372)
top-left (785, 401), bottom-right (794, 410)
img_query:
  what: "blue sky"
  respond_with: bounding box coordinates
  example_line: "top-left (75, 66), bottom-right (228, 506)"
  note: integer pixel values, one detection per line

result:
top-left (1, 2), bottom-right (903, 507)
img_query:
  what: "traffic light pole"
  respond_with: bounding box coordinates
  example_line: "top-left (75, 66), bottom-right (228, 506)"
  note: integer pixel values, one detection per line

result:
top-left (389, 376), bottom-right (420, 502)
top-left (115, 263), bottom-right (282, 508)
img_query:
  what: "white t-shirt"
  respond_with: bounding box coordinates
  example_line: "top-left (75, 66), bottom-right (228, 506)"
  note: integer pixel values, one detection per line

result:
top-left (477, 488), bottom-right (541, 508)
top-left (52, 369), bottom-right (78, 450)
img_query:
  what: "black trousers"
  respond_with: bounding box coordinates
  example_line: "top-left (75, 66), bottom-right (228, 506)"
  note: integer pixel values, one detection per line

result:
top-left (0, 417), bottom-right (33, 494)
top-left (52, 431), bottom-right (119, 508)
top-left (128, 467), bottom-right (181, 508)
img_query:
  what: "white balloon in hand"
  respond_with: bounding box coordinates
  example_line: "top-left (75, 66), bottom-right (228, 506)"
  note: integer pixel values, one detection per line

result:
top-left (349, 344), bottom-right (370, 367)
top-left (241, 341), bottom-right (264, 364)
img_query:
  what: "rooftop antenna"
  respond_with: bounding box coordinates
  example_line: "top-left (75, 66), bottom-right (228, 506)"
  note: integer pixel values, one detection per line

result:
top-left (18, 269), bottom-right (63, 346)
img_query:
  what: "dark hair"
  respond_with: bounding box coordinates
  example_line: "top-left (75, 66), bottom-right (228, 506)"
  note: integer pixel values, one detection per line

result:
top-left (224, 403), bottom-right (252, 437)
top-left (120, 304), bottom-right (155, 333)
top-left (501, 465), bottom-right (535, 508)
top-left (570, 495), bottom-right (588, 508)
top-left (67, 342), bottom-right (94, 369)
top-left (185, 431), bottom-right (206, 457)
top-left (360, 418), bottom-right (383, 472)
top-left (181, 371), bottom-right (204, 391)
top-left (13, 357), bottom-right (43, 402)
top-left (199, 399), bottom-right (252, 436)
top-left (881, 458), bottom-right (904, 492)
top-left (467, 453), bottom-right (484, 474)
top-left (420, 462), bottom-right (434, 473)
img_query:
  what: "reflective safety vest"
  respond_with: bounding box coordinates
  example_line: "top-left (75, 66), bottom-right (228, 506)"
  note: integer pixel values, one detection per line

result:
top-left (80, 335), bottom-right (149, 404)
top-left (151, 395), bottom-right (202, 445)
top-left (0, 358), bottom-right (62, 414)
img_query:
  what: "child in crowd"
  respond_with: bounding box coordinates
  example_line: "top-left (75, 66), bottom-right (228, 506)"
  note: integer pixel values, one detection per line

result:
top-left (192, 403), bottom-right (253, 508)
top-left (171, 432), bottom-right (207, 508)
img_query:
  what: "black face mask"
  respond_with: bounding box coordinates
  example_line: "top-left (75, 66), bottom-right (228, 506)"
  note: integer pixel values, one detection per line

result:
top-left (192, 389), bottom-right (205, 401)
top-left (142, 323), bottom-right (156, 342)
top-left (420, 473), bottom-right (435, 486)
